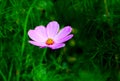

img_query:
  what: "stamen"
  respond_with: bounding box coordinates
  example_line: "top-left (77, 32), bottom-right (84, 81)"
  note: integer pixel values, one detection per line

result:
top-left (46, 38), bottom-right (54, 45)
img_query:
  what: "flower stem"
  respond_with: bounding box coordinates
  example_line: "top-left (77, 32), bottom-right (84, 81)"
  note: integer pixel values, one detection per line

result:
top-left (104, 0), bottom-right (109, 17)
top-left (40, 48), bottom-right (47, 65)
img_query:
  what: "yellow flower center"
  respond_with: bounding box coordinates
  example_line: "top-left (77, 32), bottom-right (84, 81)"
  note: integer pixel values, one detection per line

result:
top-left (46, 38), bottom-right (54, 45)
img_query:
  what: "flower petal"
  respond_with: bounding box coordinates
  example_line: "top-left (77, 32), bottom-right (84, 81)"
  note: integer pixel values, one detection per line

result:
top-left (54, 26), bottom-right (72, 40)
top-left (35, 26), bottom-right (48, 41)
top-left (48, 43), bottom-right (65, 49)
top-left (55, 34), bottom-right (73, 43)
top-left (46, 21), bottom-right (59, 38)
top-left (28, 30), bottom-right (43, 42)
top-left (29, 41), bottom-right (46, 47)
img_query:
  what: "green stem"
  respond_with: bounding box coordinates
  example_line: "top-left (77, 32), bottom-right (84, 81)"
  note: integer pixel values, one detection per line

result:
top-left (104, 0), bottom-right (109, 20)
top-left (40, 48), bottom-right (47, 65)
top-left (18, 0), bottom-right (37, 81)
top-left (0, 70), bottom-right (7, 81)
top-left (8, 64), bottom-right (13, 81)
top-left (21, 0), bottom-right (37, 57)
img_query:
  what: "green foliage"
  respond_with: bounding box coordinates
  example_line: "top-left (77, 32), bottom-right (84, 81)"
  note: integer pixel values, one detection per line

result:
top-left (0, 0), bottom-right (120, 81)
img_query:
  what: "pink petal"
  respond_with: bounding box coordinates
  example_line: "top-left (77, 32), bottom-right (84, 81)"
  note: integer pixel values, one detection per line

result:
top-left (35, 26), bottom-right (48, 41)
top-left (48, 43), bottom-right (65, 49)
top-left (29, 41), bottom-right (46, 47)
top-left (28, 30), bottom-right (43, 42)
top-left (28, 26), bottom-right (48, 42)
top-left (55, 34), bottom-right (73, 43)
top-left (54, 26), bottom-right (72, 40)
top-left (46, 21), bottom-right (59, 38)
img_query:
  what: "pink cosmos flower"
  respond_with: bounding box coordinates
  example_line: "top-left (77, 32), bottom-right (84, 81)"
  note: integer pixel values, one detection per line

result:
top-left (28, 21), bottom-right (73, 49)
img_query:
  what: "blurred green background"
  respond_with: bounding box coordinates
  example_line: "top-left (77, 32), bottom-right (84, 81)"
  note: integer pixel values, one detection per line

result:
top-left (0, 0), bottom-right (120, 81)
